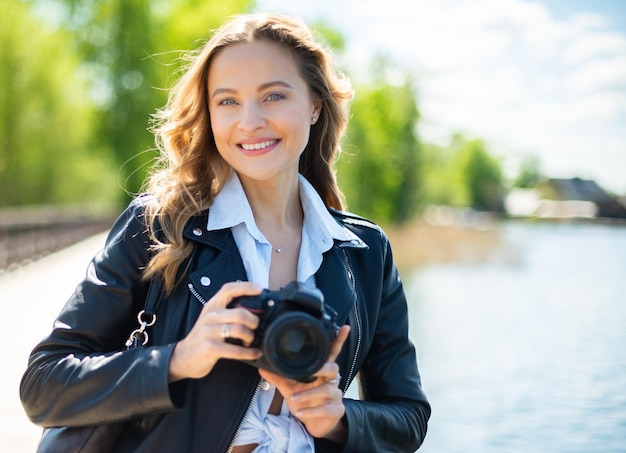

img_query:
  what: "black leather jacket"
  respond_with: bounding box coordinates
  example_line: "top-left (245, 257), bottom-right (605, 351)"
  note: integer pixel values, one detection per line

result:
top-left (21, 196), bottom-right (430, 452)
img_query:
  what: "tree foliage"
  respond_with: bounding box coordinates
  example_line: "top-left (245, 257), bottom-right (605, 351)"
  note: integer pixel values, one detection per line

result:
top-left (420, 143), bottom-right (467, 207)
top-left (420, 134), bottom-right (506, 212)
top-left (338, 70), bottom-right (421, 224)
top-left (0, 0), bottom-right (118, 206)
top-left (456, 137), bottom-right (505, 211)
top-left (513, 154), bottom-right (544, 188)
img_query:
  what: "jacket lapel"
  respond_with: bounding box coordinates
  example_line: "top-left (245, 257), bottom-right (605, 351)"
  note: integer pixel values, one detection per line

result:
top-left (183, 215), bottom-right (248, 304)
top-left (315, 243), bottom-right (358, 326)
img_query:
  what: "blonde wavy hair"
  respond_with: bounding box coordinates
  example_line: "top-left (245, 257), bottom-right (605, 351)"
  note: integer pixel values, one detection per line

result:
top-left (143, 12), bottom-right (353, 292)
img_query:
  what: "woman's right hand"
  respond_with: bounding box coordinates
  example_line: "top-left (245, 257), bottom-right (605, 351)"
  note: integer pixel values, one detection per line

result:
top-left (168, 281), bottom-right (264, 382)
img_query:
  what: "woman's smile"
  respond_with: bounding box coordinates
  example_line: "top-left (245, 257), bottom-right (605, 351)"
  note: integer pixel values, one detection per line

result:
top-left (238, 138), bottom-right (281, 155)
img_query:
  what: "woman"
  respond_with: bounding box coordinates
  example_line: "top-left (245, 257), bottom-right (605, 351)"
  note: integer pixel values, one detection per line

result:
top-left (20, 12), bottom-right (430, 452)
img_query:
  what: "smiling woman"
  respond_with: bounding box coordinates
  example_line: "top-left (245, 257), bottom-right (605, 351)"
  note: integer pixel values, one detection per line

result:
top-left (20, 11), bottom-right (430, 453)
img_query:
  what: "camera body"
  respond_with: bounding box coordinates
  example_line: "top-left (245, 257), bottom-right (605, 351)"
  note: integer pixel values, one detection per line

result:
top-left (227, 281), bottom-right (339, 382)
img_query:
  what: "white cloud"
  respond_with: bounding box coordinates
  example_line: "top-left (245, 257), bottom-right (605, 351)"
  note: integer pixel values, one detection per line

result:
top-left (564, 31), bottom-right (626, 64)
top-left (565, 56), bottom-right (626, 95)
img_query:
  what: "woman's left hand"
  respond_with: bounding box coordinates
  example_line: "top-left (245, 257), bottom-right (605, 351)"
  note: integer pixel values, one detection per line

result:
top-left (259, 324), bottom-right (351, 442)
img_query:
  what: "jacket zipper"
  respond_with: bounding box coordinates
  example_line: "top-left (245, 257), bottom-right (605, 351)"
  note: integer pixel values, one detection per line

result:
top-left (188, 283), bottom-right (207, 305)
top-left (226, 379), bottom-right (262, 453)
top-left (341, 248), bottom-right (362, 391)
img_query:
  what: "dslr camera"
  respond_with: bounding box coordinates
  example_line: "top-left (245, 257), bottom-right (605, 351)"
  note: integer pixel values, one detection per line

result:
top-left (227, 281), bottom-right (339, 382)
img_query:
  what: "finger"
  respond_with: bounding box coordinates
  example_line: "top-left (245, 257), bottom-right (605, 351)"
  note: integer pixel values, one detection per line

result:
top-left (203, 281), bottom-right (263, 311)
top-left (311, 362), bottom-right (341, 385)
top-left (288, 383), bottom-right (343, 415)
top-left (216, 322), bottom-right (256, 346)
top-left (205, 306), bottom-right (260, 331)
top-left (327, 325), bottom-right (350, 363)
top-left (292, 400), bottom-right (345, 421)
top-left (218, 342), bottom-right (263, 361)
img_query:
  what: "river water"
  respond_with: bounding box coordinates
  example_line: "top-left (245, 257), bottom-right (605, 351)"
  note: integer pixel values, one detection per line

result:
top-left (406, 220), bottom-right (626, 453)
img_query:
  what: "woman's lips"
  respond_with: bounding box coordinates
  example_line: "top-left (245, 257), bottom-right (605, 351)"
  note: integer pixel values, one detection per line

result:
top-left (238, 139), bottom-right (280, 155)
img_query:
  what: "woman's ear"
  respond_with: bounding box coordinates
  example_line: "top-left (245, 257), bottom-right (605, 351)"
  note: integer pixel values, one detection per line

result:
top-left (311, 101), bottom-right (323, 125)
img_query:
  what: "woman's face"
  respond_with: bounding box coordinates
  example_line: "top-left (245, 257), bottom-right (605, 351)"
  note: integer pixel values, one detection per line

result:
top-left (207, 40), bottom-right (321, 184)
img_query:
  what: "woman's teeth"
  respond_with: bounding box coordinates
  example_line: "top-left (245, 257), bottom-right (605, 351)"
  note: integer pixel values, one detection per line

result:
top-left (241, 140), bottom-right (277, 151)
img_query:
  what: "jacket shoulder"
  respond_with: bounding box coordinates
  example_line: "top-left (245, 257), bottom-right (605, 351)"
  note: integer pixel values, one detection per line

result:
top-left (103, 194), bottom-right (155, 251)
top-left (328, 208), bottom-right (383, 234)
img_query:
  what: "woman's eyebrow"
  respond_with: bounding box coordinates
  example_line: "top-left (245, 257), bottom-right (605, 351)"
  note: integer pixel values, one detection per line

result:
top-left (258, 81), bottom-right (294, 91)
top-left (211, 81), bottom-right (294, 98)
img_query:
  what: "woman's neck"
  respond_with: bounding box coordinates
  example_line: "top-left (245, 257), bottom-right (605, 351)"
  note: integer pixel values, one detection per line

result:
top-left (239, 173), bottom-right (303, 231)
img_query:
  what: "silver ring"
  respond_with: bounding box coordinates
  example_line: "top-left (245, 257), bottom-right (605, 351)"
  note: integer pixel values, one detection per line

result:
top-left (221, 323), bottom-right (230, 339)
top-left (326, 374), bottom-right (341, 385)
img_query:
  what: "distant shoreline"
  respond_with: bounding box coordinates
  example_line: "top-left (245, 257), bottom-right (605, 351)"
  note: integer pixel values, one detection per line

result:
top-left (385, 220), bottom-right (502, 271)
top-left (385, 216), bottom-right (626, 271)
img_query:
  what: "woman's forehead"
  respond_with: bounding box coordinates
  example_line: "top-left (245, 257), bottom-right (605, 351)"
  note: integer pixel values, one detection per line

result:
top-left (208, 41), bottom-right (305, 92)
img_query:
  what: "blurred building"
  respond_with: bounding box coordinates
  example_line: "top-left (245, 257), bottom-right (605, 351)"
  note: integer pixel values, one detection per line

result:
top-left (504, 177), bottom-right (626, 220)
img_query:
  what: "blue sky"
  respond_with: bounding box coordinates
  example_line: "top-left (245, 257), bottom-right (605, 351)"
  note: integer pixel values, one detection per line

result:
top-left (256, 0), bottom-right (626, 194)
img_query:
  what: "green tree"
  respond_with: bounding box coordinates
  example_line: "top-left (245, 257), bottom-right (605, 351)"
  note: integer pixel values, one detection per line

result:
top-left (338, 67), bottom-right (421, 224)
top-left (309, 21), bottom-right (346, 52)
top-left (0, 0), bottom-right (118, 206)
top-left (455, 136), bottom-right (505, 211)
top-left (513, 154), bottom-right (544, 188)
top-left (22, 1), bottom-right (158, 201)
top-left (420, 142), bottom-right (467, 207)
top-left (419, 135), bottom-right (506, 212)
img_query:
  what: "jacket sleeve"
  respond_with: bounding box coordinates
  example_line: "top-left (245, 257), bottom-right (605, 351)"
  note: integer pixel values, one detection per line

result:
top-left (19, 197), bottom-right (178, 428)
top-left (341, 229), bottom-right (431, 452)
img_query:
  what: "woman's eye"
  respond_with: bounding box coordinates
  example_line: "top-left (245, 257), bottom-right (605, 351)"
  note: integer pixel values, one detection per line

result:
top-left (217, 98), bottom-right (237, 106)
top-left (266, 92), bottom-right (285, 102)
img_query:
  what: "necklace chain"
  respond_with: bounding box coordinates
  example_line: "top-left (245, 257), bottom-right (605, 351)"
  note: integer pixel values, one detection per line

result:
top-left (270, 231), bottom-right (300, 254)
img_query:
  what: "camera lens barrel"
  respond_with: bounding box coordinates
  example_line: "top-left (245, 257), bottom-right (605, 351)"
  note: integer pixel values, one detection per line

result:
top-left (263, 311), bottom-right (331, 381)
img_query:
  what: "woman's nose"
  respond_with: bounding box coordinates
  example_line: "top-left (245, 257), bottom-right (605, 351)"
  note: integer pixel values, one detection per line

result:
top-left (238, 103), bottom-right (266, 132)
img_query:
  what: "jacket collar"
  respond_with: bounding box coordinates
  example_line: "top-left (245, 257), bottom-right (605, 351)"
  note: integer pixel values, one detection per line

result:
top-left (183, 211), bottom-right (230, 248)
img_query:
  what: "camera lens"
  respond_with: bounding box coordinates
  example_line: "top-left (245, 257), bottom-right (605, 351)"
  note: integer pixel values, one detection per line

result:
top-left (276, 326), bottom-right (314, 361)
top-left (263, 312), bottom-right (329, 381)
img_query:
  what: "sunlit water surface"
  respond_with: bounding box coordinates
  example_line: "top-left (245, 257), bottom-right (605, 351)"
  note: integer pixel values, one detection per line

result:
top-left (406, 221), bottom-right (626, 453)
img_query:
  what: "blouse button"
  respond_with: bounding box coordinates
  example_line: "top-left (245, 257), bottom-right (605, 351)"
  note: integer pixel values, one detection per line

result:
top-left (192, 228), bottom-right (203, 236)
top-left (200, 276), bottom-right (211, 286)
